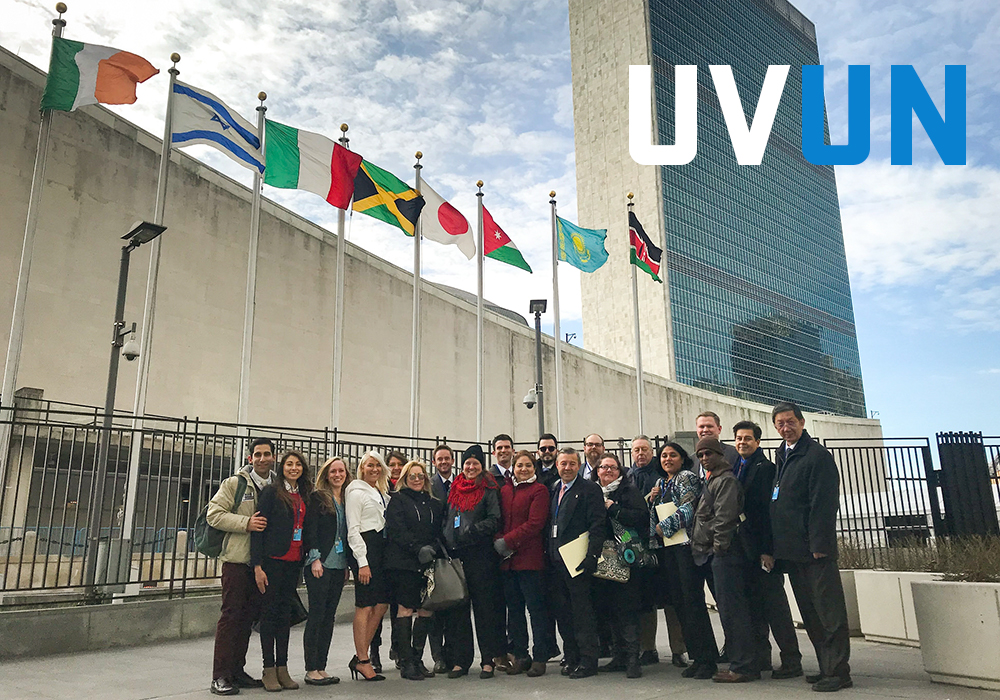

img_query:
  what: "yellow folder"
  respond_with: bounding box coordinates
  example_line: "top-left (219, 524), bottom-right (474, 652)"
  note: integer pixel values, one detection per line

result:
top-left (558, 532), bottom-right (590, 577)
top-left (655, 502), bottom-right (690, 546)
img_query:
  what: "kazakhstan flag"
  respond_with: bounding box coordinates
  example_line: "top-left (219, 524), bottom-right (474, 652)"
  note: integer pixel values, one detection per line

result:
top-left (556, 216), bottom-right (609, 273)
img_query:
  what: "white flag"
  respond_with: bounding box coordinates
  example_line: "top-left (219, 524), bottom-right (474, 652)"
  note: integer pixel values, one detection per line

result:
top-left (418, 182), bottom-right (476, 259)
top-left (171, 80), bottom-right (264, 173)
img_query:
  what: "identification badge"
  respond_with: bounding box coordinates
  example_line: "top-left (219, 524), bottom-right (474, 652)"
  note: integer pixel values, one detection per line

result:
top-left (551, 524), bottom-right (558, 538)
top-left (335, 539), bottom-right (344, 554)
top-left (292, 527), bottom-right (302, 542)
top-left (771, 485), bottom-right (780, 501)
top-left (242, 491), bottom-right (255, 501)
top-left (739, 513), bottom-right (747, 523)
top-left (454, 515), bottom-right (461, 529)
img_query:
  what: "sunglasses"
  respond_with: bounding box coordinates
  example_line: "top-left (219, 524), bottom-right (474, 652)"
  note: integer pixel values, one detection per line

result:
top-left (538, 446), bottom-right (556, 452)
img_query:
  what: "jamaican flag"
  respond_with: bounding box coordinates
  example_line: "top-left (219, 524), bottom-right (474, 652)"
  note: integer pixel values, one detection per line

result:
top-left (352, 159), bottom-right (425, 235)
top-left (628, 211), bottom-right (662, 283)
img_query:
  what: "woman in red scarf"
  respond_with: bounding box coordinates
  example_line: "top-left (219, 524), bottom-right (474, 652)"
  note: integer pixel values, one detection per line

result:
top-left (439, 444), bottom-right (503, 679)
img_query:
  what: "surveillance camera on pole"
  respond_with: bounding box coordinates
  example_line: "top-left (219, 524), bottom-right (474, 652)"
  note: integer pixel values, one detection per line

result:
top-left (523, 388), bottom-right (537, 409)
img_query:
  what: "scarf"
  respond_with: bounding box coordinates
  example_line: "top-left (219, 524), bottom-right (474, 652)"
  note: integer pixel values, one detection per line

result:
top-left (284, 479), bottom-right (299, 494)
top-left (600, 476), bottom-right (622, 498)
top-left (513, 473), bottom-right (537, 486)
top-left (448, 472), bottom-right (497, 512)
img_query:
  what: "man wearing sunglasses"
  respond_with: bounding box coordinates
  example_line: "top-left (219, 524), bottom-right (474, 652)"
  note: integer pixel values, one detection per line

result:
top-left (536, 433), bottom-right (560, 488)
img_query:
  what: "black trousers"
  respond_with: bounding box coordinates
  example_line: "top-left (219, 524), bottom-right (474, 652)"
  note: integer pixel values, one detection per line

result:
top-left (593, 577), bottom-right (640, 660)
top-left (712, 553), bottom-right (756, 675)
top-left (259, 558), bottom-right (301, 668)
top-left (213, 562), bottom-right (262, 680)
top-left (303, 566), bottom-right (346, 672)
top-left (441, 550), bottom-right (504, 670)
top-left (748, 566), bottom-right (801, 669)
top-left (784, 557), bottom-right (851, 679)
top-left (659, 545), bottom-right (719, 666)
top-left (549, 563), bottom-right (599, 667)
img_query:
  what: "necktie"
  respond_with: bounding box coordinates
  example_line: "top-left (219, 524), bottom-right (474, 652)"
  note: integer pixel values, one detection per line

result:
top-left (443, 479), bottom-right (451, 496)
top-left (558, 483), bottom-right (568, 505)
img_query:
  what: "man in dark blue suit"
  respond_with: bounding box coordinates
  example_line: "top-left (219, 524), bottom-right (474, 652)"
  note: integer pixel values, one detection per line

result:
top-left (547, 447), bottom-right (605, 678)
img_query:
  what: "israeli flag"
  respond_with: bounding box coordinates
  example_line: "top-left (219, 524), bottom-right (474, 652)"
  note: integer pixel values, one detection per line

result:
top-left (170, 80), bottom-right (264, 174)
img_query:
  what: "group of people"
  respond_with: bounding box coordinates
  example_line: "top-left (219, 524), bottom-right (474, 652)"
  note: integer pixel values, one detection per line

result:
top-left (205, 401), bottom-right (852, 695)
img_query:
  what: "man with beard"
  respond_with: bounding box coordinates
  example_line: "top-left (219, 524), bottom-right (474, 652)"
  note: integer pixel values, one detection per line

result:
top-left (536, 433), bottom-right (560, 488)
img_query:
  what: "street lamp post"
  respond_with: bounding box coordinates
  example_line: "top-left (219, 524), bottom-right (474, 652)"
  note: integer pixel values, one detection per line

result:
top-left (84, 221), bottom-right (166, 592)
top-left (529, 299), bottom-right (547, 439)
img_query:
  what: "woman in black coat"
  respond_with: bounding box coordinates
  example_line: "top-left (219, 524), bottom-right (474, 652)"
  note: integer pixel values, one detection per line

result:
top-left (251, 451), bottom-right (313, 692)
top-left (593, 453), bottom-right (649, 678)
top-left (301, 456), bottom-right (351, 686)
top-left (384, 460), bottom-right (443, 681)
top-left (440, 444), bottom-right (503, 679)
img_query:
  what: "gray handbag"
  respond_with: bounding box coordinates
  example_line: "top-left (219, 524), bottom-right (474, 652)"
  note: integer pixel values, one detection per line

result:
top-left (422, 554), bottom-right (468, 611)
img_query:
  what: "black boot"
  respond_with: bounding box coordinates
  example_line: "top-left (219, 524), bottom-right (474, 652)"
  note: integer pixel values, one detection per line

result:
top-left (395, 617), bottom-right (423, 681)
top-left (598, 654), bottom-right (627, 672)
top-left (625, 639), bottom-right (642, 678)
top-left (411, 616), bottom-right (435, 678)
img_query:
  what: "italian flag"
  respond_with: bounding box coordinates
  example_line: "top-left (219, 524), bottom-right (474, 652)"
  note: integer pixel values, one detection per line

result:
top-left (41, 37), bottom-right (158, 112)
top-left (483, 205), bottom-right (531, 272)
top-left (264, 120), bottom-right (364, 210)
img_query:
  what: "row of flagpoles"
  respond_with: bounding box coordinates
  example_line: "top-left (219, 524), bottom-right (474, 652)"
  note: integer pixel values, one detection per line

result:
top-left (1, 6), bottom-right (668, 492)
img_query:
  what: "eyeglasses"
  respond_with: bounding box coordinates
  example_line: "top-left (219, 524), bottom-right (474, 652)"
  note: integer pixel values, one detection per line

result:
top-left (597, 464), bottom-right (619, 471)
top-left (584, 442), bottom-right (603, 448)
top-left (538, 446), bottom-right (556, 452)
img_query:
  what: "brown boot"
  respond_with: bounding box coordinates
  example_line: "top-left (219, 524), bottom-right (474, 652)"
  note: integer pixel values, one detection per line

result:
top-left (262, 667), bottom-right (282, 692)
top-left (275, 666), bottom-right (299, 690)
top-left (526, 661), bottom-right (547, 677)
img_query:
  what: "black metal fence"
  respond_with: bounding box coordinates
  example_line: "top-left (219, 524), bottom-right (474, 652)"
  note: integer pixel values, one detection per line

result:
top-left (2, 399), bottom-right (998, 604)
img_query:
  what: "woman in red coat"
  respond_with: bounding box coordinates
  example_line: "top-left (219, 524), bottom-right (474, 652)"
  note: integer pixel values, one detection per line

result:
top-left (494, 450), bottom-right (552, 677)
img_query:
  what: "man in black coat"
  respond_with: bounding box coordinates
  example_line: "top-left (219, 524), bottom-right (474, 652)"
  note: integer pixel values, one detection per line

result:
top-left (733, 420), bottom-right (802, 679)
top-left (547, 447), bottom-right (605, 678)
top-left (770, 402), bottom-right (852, 692)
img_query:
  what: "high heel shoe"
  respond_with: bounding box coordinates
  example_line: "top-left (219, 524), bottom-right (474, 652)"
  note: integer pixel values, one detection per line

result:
top-left (349, 656), bottom-right (385, 682)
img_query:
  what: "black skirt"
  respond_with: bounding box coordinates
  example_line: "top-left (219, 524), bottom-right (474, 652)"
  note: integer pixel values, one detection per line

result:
top-left (387, 568), bottom-right (426, 610)
top-left (351, 529), bottom-right (389, 608)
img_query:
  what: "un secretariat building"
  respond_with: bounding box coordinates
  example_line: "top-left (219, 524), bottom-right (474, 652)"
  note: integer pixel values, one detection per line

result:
top-left (569, 0), bottom-right (866, 418)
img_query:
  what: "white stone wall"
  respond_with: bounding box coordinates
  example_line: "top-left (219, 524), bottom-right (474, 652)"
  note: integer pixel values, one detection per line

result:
top-left (0, 46), bottom-right (881, 444)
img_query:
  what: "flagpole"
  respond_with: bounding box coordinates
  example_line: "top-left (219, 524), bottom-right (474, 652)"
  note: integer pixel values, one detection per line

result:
top-left (628, 193), bottom-right (646, 434)
top-left (331, 123), bottom-right (349, 430)
top-left (476, 181), bottom-right (485, 443)
top-left (237, 92), bottom-right (267, 428)
top-left (120, 53), bottom-right (180, 579)
top-left (0, 4), bottom-right (68, 491)
top-left (549, 191), bottom-right (564, 438)
top-left (410, 152), bottom-right (423, 445)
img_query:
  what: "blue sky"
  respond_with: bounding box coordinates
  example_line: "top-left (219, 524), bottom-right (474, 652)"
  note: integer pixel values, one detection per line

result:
top-left (2, 0), bottom-right (997, 439)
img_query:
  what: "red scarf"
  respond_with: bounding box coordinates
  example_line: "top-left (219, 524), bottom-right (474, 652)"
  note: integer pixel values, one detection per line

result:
top-left (448, 472), bottom-right (497, 512)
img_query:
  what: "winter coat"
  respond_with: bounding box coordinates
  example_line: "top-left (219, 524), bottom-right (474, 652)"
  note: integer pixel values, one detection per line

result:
top-left (250, 484), bottom-right (306, 566)
top-left (497, 479), bottom-right (549, 570)
top-left (603, 479), bottom-right (648, 536)
top-left (628, 460), bottom-right (668, 501)
top-left (770, 430), bottom-right (840, 562)
top-left (443, 486), bottom-right (501, 555)
top-left (691, 456), bottom-right (744, 563)
top-left (205, 466), bottom-right (268, 565)
top-left (735, 448), bottom-right (777, 562)
top-left (384, 487), bottom-right (443, 571)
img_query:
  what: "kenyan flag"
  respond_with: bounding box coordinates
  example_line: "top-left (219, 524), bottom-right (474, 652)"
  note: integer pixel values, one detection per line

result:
top-left (629, 211), bottom-right (662, 282)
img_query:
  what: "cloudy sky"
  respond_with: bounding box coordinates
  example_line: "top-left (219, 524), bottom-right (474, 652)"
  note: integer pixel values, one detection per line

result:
top-left (3, 0), bottom-right (997, 439)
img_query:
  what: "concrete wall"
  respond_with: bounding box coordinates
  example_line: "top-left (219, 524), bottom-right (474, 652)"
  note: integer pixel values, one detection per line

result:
top-left (0, 45), bottom-right (881, 444)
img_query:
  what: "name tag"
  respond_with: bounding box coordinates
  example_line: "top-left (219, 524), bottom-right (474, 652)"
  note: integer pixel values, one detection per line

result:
top-left (551, 524), bottom-right (558, 538)
top-left (334, 539), bottom-right (344, 554)
top-left (739, 513), bottom-right (747, 523)
top-left (454, 515), bottom-right (461, 529)
top-left (292, 527), bottom-right (302, 542)
top-left (771, 486), bottom-right (780, 501)
top-left (242, 492), bottom-right (255, 501)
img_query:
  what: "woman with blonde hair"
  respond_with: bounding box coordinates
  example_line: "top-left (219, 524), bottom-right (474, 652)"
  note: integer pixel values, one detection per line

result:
top-left (301, 456), bottom-right (352, 685)
top-left (385, 461), bottom-right (443, 680)
top-left (345, 450), bottom-right (391, 681)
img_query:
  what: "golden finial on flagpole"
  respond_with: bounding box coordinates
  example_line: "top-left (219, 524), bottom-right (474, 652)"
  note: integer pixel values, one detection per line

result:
top-left (549, 190), bottom-right (556, 198)
top-left (340, 123), bottom-right (348, 133)
top-left (415, 151), bottom-right (423, 159)
top-left (55, 3), bottom-right (67, 16)
top-left (477, 180), bottom-right (484, 190)
top-left (628, 192), bottom-right (634, 200)
top-left (170, 53), bottom-right (180, 65)
top-left (258, 92), bottom-right (266, 102)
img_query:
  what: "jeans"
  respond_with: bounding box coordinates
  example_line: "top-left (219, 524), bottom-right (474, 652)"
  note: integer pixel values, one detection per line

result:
top-left (303, 566), bottom-right (346, 672)
top-left (502, 569), bottom-right (552, 661)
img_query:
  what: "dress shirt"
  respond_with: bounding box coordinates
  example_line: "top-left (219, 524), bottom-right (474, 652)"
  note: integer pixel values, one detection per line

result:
top-left (344, 479), bottom-right (387, 568)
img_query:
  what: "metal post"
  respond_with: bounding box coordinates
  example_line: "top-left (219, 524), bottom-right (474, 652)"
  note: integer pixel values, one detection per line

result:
top-left (476, 181), bottom-right (485, 442)
top-left (628, 193), bottom-right (646, 434)
top-left (0, 5), bottom-right (67, 490)
top-left (410, 152), bottom-right (423, 443)
top-left (84, 243), bottom-right (134, 589)
top-left (549, 192), bottom-right (564, 438)
top-left (533, 309), bottom-right (545, 438)
top-left (331, 124), bottom-right (349, 430)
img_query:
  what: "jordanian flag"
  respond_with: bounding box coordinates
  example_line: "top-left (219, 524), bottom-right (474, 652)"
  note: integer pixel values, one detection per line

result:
top-left (628, 211), bottom-right (662, 282)
top-left (41, 37), bottom-right (158, 112)
top-left (483, 205), bottom-right (531, 272)
top-left (264, 120), bottom-right (363, 210)
top-left (353, 160), bottom-right (425, 235)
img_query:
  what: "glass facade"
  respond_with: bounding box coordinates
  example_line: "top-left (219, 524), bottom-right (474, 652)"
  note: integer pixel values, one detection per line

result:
top-left (649, 0), bottom-right (866, 417)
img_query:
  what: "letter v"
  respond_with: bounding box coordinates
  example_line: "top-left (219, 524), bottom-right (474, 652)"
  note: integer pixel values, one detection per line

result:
top-left (709, 65), bottom-right (789, 165)
top-left (629, 64), bottom-right (698, 165)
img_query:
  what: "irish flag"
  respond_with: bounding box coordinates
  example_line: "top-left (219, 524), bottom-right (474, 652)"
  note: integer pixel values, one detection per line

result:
top-left (483, 205), bottom-right (531, 272)
top-left (264, 120), bottom-right (364, 210)
top-left (41, 37), bottom-right (158, 112)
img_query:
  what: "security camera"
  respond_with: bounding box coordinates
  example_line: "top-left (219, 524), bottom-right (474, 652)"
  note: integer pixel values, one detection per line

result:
top-left (122, 338), bottom-right (140, 362)
top-left (523, 389), bottom-right (536, 409)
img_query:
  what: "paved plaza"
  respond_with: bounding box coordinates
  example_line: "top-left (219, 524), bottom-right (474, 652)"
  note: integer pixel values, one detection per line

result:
top-left (0, 612), bottom-right (994, 700)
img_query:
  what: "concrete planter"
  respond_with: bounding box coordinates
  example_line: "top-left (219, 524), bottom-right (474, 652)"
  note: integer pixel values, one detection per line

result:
top-left (912, 580), bottom-right (1000, 691)
top-left (855, 570), bottom-right (941, 646)
top-left (783, 569), bottom-right (862, 636)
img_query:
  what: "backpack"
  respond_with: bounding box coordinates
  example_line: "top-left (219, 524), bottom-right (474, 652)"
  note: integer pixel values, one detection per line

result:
top-left (193, 475), bottom-right (249, 557)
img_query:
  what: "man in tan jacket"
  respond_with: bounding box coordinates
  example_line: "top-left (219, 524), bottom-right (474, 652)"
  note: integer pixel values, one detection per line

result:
top-left (208, 438), bottom-right (275, 696)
